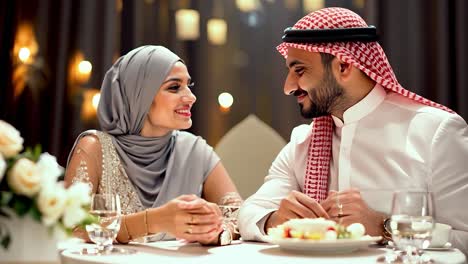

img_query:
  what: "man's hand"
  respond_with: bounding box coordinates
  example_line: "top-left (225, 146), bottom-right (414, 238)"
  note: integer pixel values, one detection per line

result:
top-left (265, 190), bottom-right (329, 232)
top-left (321, 189), bottom-right (386, 236)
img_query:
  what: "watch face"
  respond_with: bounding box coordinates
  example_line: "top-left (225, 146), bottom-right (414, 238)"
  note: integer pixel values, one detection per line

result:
top-left (220, 230), bottom-right (232, 245)
top-left (384, 218), bottom-right (392, 231)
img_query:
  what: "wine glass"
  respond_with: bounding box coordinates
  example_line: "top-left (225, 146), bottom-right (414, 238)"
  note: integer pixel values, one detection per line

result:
top-left (390, 191), bottom-right (434, 263)
top-left (85, 193), bottom-right (121, 254)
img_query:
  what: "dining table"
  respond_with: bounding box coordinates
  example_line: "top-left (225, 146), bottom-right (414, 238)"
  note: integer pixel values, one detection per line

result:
top-left (60, 239), bottom-right (467, 264)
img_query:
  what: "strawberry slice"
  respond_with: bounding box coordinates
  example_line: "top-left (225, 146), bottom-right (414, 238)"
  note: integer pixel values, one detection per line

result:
top-left (284, 227), bottom-right (292, 238)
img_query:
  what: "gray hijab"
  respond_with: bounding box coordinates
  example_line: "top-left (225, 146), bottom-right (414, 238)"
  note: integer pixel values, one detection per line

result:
top-left (95, 45), bottom-right (219, 208)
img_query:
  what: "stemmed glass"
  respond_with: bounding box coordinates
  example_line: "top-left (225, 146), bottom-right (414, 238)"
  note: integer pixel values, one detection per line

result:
top-left (85, 193), bottom-right (121, 254)
top-left (389, 191), bottom-right (435, 263)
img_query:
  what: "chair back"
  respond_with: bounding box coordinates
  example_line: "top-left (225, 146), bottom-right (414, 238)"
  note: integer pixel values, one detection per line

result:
top-left (215, 115), bottom-right (286, 199)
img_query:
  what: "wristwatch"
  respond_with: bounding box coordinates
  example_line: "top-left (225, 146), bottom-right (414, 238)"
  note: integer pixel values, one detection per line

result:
top-left (218, 227), bottom-right (232, 246)
top-left (381, 217), bottom-right (393, 244)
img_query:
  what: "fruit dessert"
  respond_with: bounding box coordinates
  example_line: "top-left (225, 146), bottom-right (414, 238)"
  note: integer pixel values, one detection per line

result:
top-left (267, 218), bottom-right (367, 240)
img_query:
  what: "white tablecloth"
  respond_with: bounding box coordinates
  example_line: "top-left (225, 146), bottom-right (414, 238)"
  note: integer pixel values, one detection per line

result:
top-left (60, 240), bottom-right (467, 264)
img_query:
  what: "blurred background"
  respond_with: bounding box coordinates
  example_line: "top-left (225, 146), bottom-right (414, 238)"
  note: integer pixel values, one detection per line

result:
top-left (0, 0), bottom-right (467, 167)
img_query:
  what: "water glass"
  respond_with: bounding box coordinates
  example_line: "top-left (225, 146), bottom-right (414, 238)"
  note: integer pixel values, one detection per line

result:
top-left (390, 191), bottom-right (434, 263)
top-left (85, 193), bottom-right (121, 253)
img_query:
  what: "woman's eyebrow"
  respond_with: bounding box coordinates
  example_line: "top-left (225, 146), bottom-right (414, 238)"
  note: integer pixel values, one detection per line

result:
top-left (162, 77), bottom-right (182, 84)
top-left (162, 75), bottom-right (192, 84)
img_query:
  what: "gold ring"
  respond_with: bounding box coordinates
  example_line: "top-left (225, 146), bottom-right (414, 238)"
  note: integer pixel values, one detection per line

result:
top-left (338, 203), bottom-right (344, 217)
top-left (190, 214), bottom-right (195, 224)
top-left (187, 226), bottom-right (192, 234)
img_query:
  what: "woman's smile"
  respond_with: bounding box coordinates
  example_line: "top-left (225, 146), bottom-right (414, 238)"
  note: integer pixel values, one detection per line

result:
top-left (175, 107), bottom-right (192, 117)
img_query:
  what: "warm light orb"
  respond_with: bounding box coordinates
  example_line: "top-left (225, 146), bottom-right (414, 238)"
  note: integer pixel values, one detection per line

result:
top-left (81, 89), bottom-right (100, 120)
top-left (218, 92), bottom-right (234, 108)
top-left (78, 60), bottom-right (92, 75)
top-left (353, 0), bottom-right (365, 9)
top-left (175, 9), bottom-right (200, 40)
top-left (18, 47), bottom-right (31, 63)
top-left (207, 18), bottom-right (227, 45)
top-left (236, 0), bottom-right (260, 12)
top-left (303, 0), bottom-right (324, 13)
top-left (92, 93), bottom-right (100, 110)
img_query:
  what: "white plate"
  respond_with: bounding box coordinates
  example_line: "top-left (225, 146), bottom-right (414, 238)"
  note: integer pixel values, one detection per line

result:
top-left (265, 236), bottom-right (382, 254)
top-left (426, 242), bottom-right (453, 251)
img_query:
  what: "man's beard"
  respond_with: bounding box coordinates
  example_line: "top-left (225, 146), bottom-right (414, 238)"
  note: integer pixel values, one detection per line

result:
top-left (299, 70), bottom-right (344, 119)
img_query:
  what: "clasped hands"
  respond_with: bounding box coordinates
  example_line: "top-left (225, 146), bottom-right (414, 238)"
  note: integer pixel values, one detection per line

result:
top-left (159, 194), bottom-right (223, 244)
top-left (266, 189), bottom-right (385, 236)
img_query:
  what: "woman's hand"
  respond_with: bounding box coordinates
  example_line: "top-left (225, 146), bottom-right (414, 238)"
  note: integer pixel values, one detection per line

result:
top-left (157, 194), bottom-right (223, 244)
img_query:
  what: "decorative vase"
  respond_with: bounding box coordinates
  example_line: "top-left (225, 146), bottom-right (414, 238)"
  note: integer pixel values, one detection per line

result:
top-left (0, 216), bottom-right (60, 264)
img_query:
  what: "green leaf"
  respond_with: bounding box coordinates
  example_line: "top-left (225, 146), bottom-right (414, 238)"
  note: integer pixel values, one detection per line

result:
top-left (22, 147), bottom-right (33, 160)
top-left (0, 192), bottom-right (13, 206)
top-left (29, 203), bottom-right (42, 222)
top-left (78, 214), bottom-right (99, 227)
top-left (5, 157), bottom-right (17, 170)
top-left (64, 227), bottom-right (73, 236)
top-left (33, 145), bottom-right (42, 161)
top-left (11, 195), bottom-right (33, 216)
top-left (0, 233), bottom-right (11, 249)
top-left (0, 208), bottom-right (10, 218)
top-left (57, 222), bottom-right (73, 236)
top-left (25, 146), bottom-right (32, 153)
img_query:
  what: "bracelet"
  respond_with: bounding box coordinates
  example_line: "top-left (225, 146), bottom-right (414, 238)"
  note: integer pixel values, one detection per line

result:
top-left (116, 215), bottom-right (131, 243)
top-left (144, 209), bottom-right (149, 235)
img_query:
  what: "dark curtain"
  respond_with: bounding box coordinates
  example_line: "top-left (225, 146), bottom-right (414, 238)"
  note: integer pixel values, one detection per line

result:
top-left (370, 0), bottom-right (468, 118)
top-left (0, 0), bottom-right (118, 165)
top-left (0, 1), bottom-right (16, 123)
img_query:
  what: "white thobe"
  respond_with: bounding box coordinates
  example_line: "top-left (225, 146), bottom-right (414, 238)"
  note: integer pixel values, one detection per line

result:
top-left (238, 84), bottom-right (468, 255)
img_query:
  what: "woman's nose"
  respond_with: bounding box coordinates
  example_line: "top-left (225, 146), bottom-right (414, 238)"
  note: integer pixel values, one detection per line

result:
top-left (182, 88), bottom-right (196, 103)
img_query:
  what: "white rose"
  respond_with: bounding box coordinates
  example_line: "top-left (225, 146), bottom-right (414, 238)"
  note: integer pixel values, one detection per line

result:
top-left (0, 153), bottom-right (6, 182)
top-left (63, 205), bottom-right (87, 228)
top-left (7, 158), bottom-right (41, 197)
top-left (0, 120), bottom-right (24, 158)
top-left (51, 225), bottom-right (68, 241)
top-left (52, 225), bottom-right (69, 241)
top-left (38, 183), bottom-right (67, 226)
top-left (37, 153), bottom-right (64, 189)
top-left (62, 182), bottom-right (92, 228)
top-left (66, 182), bottom-right (91, 207)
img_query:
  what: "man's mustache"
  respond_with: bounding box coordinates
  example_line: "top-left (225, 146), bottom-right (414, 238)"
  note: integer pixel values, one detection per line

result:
top-left (292, 89), bottom-right (308, 97)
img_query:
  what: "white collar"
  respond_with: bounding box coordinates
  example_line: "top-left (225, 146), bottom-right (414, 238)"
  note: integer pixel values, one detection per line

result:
top-left (332, 83), bottom-right (386, 127)
top-left (298, 84), bottom-right (386, 144)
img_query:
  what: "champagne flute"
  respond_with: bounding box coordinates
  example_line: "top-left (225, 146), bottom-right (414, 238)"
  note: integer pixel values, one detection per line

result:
top-left (390, 191), bottom-right (434, 263)
top-left (85, 193), bottom-right (121, 254)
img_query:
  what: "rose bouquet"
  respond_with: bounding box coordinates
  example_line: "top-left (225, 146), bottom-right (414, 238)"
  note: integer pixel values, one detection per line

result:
top-left (0, 120), bottom-right (95, 249)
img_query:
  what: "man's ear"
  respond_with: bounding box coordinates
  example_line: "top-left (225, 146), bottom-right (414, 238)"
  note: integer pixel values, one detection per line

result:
top-left (332, 58), bottom-right (352, 81)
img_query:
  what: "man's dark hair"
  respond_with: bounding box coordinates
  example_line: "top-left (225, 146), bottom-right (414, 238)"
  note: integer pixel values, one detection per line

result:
top-left (320, 53), bottom-right (335, 70)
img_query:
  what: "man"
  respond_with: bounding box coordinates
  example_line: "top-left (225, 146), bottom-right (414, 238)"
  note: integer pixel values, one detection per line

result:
top-left (238, 7), bottom-right (468, 254)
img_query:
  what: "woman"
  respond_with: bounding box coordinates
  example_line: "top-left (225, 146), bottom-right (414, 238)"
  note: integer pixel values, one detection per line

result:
top-left (65, 45), bottom-right (241, 245)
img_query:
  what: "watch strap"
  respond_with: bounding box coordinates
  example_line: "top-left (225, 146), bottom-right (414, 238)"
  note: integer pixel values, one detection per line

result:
top-left (218, 228), bottom-right (232, 246)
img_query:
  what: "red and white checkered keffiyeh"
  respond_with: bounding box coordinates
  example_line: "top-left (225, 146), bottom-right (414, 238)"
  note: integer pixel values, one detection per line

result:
top-left (277, 7), bottom-right (453, 202)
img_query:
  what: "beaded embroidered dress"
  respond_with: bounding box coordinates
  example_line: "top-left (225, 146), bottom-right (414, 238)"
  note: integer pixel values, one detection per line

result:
top-left (71, 130), bottom-right (144, 215)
